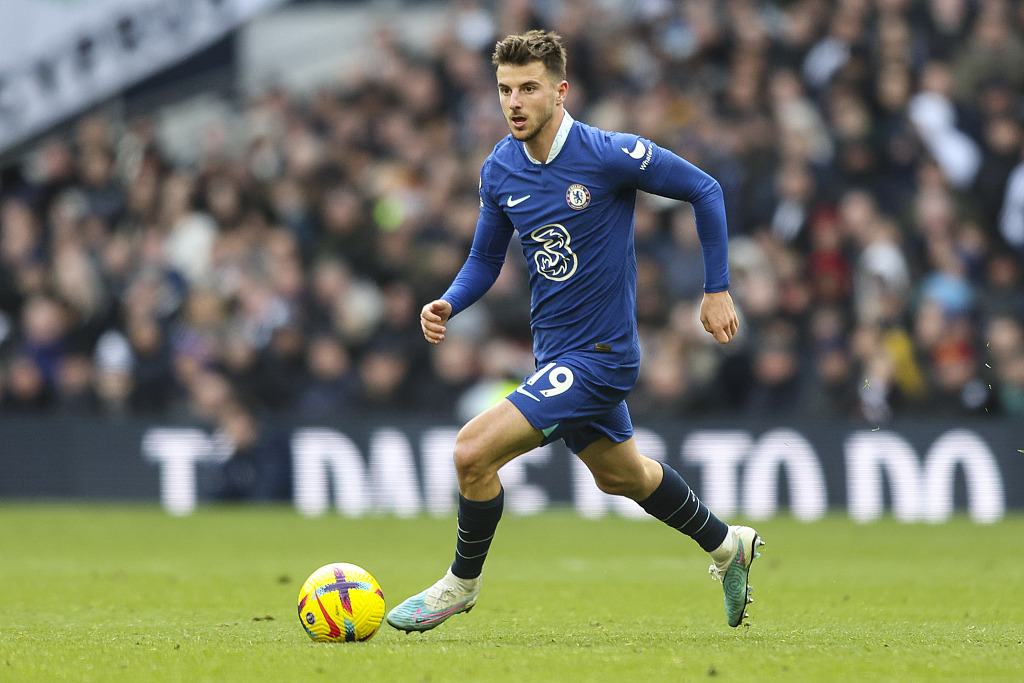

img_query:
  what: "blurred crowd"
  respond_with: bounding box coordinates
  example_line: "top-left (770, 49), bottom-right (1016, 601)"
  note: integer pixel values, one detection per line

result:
top-left (2, 0), bottom-right (1024, 437)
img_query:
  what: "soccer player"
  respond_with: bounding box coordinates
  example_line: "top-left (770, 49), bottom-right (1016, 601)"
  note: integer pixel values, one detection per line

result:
top-left (387, 30), bottom-right (763, 632)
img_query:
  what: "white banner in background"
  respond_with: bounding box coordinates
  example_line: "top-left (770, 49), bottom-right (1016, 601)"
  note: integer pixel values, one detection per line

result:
top-left (0, 0), bottom-right (286, 153)
top-left (142, 424), bottom-right (1008, 522)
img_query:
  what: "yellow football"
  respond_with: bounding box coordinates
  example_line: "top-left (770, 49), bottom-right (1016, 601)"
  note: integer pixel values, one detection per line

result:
top-left (297, 563), bottom-right (385, 642)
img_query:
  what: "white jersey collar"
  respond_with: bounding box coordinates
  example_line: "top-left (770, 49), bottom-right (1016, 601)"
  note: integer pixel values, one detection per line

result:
top-left (524, 110), bottom-right (574, 165)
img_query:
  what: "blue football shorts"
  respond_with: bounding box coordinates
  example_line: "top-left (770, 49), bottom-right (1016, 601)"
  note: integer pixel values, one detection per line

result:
top-left (505, 351), bottom-right (640, 454)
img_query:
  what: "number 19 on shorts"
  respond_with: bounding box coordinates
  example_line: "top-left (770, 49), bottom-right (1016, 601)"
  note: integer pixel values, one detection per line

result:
top-left (516, 362), bottom-right (575, 401)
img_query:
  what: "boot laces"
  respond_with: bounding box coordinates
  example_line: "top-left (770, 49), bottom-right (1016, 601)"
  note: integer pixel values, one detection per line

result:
top-left (424, 577), bottom-right (464, 609)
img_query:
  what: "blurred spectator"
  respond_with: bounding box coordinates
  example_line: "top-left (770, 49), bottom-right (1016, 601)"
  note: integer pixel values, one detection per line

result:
top-left (768, 160), bottom-right (819, 245)
top-left (19, 295), bottom-right (67, 386)
top-left (999, 144), bottom-right (1024, 251)
top-left (259, 323), bottom-right (309, 412)
top-left (54, 353), bottom-right (101, 415)
top-left (1, 356), bottom-right (53, 413)
top-left (909, 62), bottom-right (982, 189)
top-left (924, 0), bottom-right (973, 62)
top-left (978, 253), bottom-right (1024, 323)
top-left (170, 288), bottom-right (225, 393)
top-left (804, 341), bottom-right (859, 419)
top-left (630, 333), bottom-right (696, 419)
top-left (77, 147), bottom-right (124, 224)
top-left (415, 332), bottom-right (482, 418)
top-left (951, 1), bottom-right (1024, 103)
top-left (973, 110), bottom-right (1021, 234)
top-left (160, 173), bottom-right (217, 286)
top-left (801, 306), bottom-right (857, 418)
top-left (853, 217), bottom-right (912, 326)
top-left (925, 313), bottom-right (990, 414)
top-left (126, 315), bottom-right (174, 414)
top-left (996, 351), bottom-right (1024, 416)
top-left (806, 210), bottom-right (852, 306)
top-left (200, 400), bottom-right (291, 502)
top-left (745, 319), bottom-right (803, 416)
top-left (93, 329), bottom-right (134, 416)
top-left (297, 334), bottom-right (358, 418)
top-left (357, 342), bottom-right (413, 412)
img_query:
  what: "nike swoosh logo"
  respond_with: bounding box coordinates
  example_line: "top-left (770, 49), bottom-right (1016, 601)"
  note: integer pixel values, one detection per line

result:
top-left (507, 195), bottom-right (531, 207)
top-left (414, 600), bottom-right (472, 624)
top-left (621, 140), bottom-right (646, 159)
top-left (515, 386), bottom-right (541, 402)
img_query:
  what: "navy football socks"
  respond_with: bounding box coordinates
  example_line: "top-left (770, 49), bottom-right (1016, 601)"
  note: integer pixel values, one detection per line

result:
top-left (638, 462), bottom-right (728, 552)
top-left (450, 488), bottom-right (505, 579)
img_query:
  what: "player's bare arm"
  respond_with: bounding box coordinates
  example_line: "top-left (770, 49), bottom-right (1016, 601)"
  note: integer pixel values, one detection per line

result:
top-left (420, 299), bottom-right (452, 344)
top-left (700, 290), bottom-right (739, 344)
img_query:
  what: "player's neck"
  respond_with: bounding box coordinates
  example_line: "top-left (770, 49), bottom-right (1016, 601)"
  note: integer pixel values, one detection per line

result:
top-left (525, 107), bottom-right (566, 163)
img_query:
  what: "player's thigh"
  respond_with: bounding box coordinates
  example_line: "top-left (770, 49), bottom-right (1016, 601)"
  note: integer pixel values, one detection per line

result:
top-left (455, 398), bottom-right (545, 473)
top-left (575, 436), bottom-right (662, 498)
top-left (508, 354), bottom-right (636, 442)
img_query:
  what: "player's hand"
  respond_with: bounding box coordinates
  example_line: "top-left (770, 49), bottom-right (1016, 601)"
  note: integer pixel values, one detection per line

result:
top-left (700, 290), bottom-right (739, 344)
top-left (420, 299), bottom-right (453, 344)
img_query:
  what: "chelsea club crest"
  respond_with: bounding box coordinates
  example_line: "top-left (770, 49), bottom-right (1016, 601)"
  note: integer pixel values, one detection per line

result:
top-left (565, 184), bottom-right (590, 210)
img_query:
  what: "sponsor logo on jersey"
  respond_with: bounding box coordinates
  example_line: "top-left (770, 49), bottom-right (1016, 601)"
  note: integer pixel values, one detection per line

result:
top-left (640, 142), bottom-right (653, 170)
top-left (529, 223), bottom-right (578, 281)
top-left (622, 138), bottom-right (654, 170)
top-left (565, 184), bottom-right (590, 210)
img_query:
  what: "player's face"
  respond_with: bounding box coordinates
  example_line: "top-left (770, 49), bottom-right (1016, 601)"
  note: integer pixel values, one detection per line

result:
top-left (496, 61), bottom-right (567, 143)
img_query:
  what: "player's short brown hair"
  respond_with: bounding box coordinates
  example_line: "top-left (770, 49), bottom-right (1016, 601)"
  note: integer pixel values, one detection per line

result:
top-left (491, 30), bottom-right (567, 82)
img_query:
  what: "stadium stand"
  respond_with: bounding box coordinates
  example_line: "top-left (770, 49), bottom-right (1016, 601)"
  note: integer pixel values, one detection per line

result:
top-left (1, 0), bottom-right (1023, 439)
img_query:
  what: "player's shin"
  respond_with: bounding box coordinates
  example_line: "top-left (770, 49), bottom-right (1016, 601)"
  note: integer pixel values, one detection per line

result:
top-left (450, 487), bottom-right (505, 579)
top-left (636, 462), bottom-right (728, 551)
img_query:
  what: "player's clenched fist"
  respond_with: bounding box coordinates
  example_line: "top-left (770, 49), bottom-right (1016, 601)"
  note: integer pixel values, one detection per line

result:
top-left (700, 290), bottom-right (739, 344)
top-left (420, 299), bottom-right (452, 344)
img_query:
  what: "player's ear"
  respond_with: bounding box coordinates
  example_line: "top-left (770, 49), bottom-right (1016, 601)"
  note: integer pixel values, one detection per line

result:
top-left (556, 80), bottom-right (568, 104)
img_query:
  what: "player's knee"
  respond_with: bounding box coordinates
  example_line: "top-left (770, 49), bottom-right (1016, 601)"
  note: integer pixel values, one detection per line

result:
top-left (452, 432), bottom-right (488, 486)
top-left (592, 470), bottom-right (644, 499)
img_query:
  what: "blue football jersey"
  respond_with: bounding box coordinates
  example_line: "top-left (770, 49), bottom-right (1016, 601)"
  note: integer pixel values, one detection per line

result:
top-left (442, 112), bottom-right (728, 367)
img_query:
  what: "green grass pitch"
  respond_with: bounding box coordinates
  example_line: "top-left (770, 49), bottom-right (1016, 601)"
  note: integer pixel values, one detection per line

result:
top-left (1, 505), bottom-right (1022, 682)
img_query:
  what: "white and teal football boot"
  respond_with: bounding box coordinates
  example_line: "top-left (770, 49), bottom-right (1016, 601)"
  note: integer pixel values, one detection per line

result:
top-left (708, 525), bottom-right (764, 627)
top-left (386, 568), bottom-right (481, 633)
